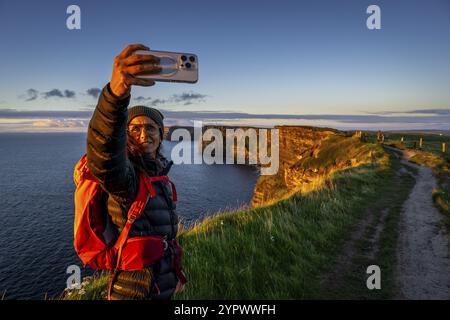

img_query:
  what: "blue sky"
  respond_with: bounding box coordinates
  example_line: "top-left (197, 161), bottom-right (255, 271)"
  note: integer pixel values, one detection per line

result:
top-left (0, 0), bottom-right (449, 131)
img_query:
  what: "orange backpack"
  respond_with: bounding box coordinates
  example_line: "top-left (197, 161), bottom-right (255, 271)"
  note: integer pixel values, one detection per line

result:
top-left (73, 154), bottom-right (186, 283)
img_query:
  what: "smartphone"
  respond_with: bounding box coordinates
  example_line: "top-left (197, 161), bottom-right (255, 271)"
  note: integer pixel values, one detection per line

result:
top-left (133, 49), bottom-right (198, 83)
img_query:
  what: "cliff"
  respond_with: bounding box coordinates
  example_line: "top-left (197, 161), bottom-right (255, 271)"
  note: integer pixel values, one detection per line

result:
top-left (251, 126), bottom-right (380, 207)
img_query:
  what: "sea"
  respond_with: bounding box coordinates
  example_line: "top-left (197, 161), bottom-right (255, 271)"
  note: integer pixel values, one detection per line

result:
top-left (0, 133), bottom-right (259, 299)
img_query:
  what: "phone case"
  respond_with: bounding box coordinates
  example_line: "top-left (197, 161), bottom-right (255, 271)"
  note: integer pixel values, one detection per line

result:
top-left (133, 49), bottom-right (198, 83)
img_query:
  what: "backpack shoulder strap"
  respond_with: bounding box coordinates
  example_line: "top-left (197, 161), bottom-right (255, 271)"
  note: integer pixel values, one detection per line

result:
top-left (112, 173), bottom-right (153, 268)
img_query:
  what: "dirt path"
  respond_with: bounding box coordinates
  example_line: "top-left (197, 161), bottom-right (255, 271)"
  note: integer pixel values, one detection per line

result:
top-left (395, 160), bottom-right (450, 299)
top-left (321, 146), bottom-right (450, 299)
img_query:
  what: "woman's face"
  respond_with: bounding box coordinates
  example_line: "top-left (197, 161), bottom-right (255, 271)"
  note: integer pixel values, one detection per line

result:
top-left (128, 116), bottom-right (161, 158)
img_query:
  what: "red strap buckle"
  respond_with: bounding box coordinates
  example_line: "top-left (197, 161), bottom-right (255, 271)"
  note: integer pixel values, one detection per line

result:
top-left (128, 213), bottom-right (137, 222)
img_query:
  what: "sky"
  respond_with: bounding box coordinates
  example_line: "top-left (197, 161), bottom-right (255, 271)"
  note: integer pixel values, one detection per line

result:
top-left (0, 0), bottom-right (449, 131)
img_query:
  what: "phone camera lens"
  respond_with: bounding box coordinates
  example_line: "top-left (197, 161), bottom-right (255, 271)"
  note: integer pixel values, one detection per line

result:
top-left (181, 55), bottom-right (187, 61)
top-left (189, 56), bottom-right (195, 62)
top-left (185, 62), bottom-right (192, 68)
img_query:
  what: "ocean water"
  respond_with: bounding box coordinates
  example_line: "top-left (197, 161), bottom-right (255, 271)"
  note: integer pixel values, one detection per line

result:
top-left (0, 133), bottom-right (259, 299)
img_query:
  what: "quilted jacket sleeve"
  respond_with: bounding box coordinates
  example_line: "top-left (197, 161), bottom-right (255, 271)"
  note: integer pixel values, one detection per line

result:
top-left (86, 83), bottom-right (138, 204)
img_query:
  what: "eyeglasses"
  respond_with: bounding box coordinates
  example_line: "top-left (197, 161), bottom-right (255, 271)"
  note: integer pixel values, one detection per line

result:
top-left (127, 124), bottom-right (160, 136)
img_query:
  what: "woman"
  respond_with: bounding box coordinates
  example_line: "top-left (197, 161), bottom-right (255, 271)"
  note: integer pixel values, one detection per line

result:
top-left (86, 44), bottom-right (185, 300)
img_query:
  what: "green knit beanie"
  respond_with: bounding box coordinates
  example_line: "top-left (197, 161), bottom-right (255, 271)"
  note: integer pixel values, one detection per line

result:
top-left (127, 105), bottom-right (164, 138)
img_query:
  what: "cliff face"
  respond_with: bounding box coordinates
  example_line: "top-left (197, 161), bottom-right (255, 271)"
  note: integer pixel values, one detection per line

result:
top-left (251, 126), bottom-right (379, 207)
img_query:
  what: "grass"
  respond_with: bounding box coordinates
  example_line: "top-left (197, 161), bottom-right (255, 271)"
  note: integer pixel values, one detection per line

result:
top-left (60, 271), bottom-right (109, 300)
top-left (409, 151), bottom-right (446, 168)
top-left (432, 167), bottom-right (450, 221)
top-left (298, 135), bottom-right (377, 170)
top-left (384, 132), bottom-right (449, 161)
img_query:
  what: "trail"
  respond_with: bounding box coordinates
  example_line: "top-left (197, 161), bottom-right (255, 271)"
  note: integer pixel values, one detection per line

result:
top-left (395, 159), bottom-right (450, 299)
top-left (321, 146), bottom-right (450, 299)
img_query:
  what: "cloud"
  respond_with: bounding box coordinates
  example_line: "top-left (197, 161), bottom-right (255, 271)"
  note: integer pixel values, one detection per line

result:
top-left (19, 89), bottom-right (39, 101)
top-left (131, 92), bottom-right (208, 107)
top-left (81, 104), bottom-right (96, 110)
top-left (369, 108), bottom-right (450, 116)
top-left (0, 116), bottom-right (90, 133)
top-left (42, 89), bottom-right (64, 98)
top-left (16, 88), bottom-right (208, 106)
top-left (150, 99), bottom-right (168, 107)
top-left (40, 89), bottom-right (76, 99)
top-left (405, 109), bottom-right (450, 115)
top-left (1, 108), bottom-right (448, 124)
top-left (1, 108), bottom-right (449, 132)
top-left (64, 90), bottom-right (76, 98)
top-left (172, 92), bottom-right (207, 104)
top-left (86, 88), bottom-right (101, 99)
top-left (133, 96), bottom-right (152, 103)
top-left (20, 88), bottom-right (76, 101)
top-left (0, 109), bottom-right (93, 118)
top-left (32, 119), bottom-right (88, 128)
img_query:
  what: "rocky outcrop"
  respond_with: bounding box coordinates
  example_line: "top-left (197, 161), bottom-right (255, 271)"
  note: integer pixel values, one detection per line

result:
top-left (251, 126), bottom-right (378, 207)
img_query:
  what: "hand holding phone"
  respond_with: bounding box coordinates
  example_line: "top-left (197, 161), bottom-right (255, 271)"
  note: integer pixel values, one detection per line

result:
top-left (109, 44), bottom-right (161, 97)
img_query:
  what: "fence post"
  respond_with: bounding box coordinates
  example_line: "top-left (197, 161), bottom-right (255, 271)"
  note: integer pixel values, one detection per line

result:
top-left (419, 137), bottom-right (423, 148)
top-left (443, 142), bottom-right (446, 153)
top-left (401, 136), bottom-right (404, 142)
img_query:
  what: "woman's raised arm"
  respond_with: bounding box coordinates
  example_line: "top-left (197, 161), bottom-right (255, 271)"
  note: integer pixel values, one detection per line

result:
top-left (86, 44), bottom-right (161, 203)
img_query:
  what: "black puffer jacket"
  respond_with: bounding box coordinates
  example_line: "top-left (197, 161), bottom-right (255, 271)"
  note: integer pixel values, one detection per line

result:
top-left (86, 83), bottom-right (179, 300)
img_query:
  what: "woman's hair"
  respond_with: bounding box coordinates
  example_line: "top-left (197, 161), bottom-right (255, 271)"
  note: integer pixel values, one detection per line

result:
top-left (126, 132), bottom-right (161, 177)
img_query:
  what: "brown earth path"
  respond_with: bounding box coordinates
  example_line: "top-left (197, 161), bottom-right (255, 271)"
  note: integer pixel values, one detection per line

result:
top-left (321, 146), bottom-right (450, 299)
top-left (395, 157), bottom-right (450, 299)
